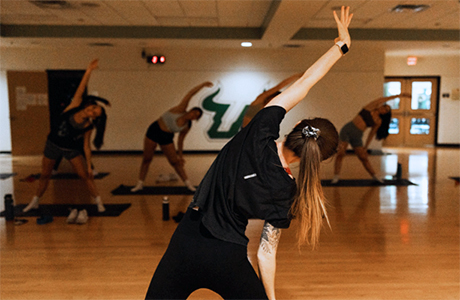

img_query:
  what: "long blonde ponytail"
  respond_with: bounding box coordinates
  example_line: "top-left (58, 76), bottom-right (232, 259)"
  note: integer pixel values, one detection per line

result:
top-left (284, 118), bottom-right (338, 249)
top-left (292, 139), bottom-right (329, 248)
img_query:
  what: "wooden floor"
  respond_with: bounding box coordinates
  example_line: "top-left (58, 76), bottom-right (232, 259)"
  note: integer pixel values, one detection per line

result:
top-left (1, 147), bottom-right (459, 300)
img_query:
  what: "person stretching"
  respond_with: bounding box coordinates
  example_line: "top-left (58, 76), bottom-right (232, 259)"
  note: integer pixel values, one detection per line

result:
top-left (144, 6), bottom-right (352, 300)
top-left (131, 81), bottom-right (213, 193)
top-left (23, 59), bottom-right (109, 213)
top-left (331, 93), bottom-right (411, 184)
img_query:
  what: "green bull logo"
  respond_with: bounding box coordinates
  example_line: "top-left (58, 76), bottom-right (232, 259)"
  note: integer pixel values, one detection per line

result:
top-left (201, 88), bottom-right (250, 139)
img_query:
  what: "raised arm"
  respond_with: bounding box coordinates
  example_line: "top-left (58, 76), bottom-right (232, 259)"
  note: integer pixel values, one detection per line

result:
top-left (252, 73), bottom-right (303, 106)
top-left (364, 124), bottom-right (380, 149)
top-left (257, 221), bottom-right (282, 300)
top-left (266, 6), bottom-right (352, 113)
top-left (364, 93), bottom-right (411, 111)
top-left (64, 59), bottom-right (99, 112)
top-left (171, 81), bottom-right (213, 113)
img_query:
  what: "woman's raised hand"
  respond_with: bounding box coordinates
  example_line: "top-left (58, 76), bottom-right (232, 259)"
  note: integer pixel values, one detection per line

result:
top-left (88, 59), bottom-right (99, 71)
top-left (333, 6), bottom-right (353, 47)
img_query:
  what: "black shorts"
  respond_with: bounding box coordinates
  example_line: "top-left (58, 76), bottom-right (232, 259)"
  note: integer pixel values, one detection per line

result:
top-left (43, 140), bottom-right (82, 161)
top-left (339, 121), bottom-right (364, 148)
top-left (145, 121), bottom-right (174, 145)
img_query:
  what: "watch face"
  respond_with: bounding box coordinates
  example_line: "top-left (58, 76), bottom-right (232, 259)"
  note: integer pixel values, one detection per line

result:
top-left (341, 44), bottom-right (349, 54)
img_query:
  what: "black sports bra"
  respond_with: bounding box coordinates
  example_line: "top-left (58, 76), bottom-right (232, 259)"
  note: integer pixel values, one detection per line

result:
top-left (359, 109), bottom-right (375, 127)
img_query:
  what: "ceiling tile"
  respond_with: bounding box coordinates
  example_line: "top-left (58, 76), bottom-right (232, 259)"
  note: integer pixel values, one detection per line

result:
top-left (143, 0), bottom-right (184, 18)
top-left (103, 1), bottom-right (159, 26)
top-left (179, 0), bottom-right (217, 18)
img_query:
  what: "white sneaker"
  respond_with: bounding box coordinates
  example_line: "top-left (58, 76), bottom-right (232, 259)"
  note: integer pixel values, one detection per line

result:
top-left (331, 175), bottom-right (340, 184)
top-left (67, 209), bottom-right (78, 224)
top-left (131, 181), bottom-right (144, 192)
top-left (76, 210), bottom-right (88, 224)
top-left (373, 175), bottom-right (384, 184)
top-left (94, 196), bottom-right (106, 213)
top-left (23, 196), bottom-right (39, 212)
top-left (156, 174), bottom-right (170, 183)
top-left (184, 180), bottom-right (196, 192)
top-left (169, 173), bottom-right (179, 181)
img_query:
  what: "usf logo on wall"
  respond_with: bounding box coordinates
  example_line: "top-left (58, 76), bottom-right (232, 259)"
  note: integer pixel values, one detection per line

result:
top-left (201, 87), bottom-right (250, 139)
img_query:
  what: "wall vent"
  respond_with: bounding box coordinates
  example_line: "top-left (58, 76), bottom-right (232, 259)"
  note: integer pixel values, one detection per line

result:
top-left (283, 44), bottom-right (303, 48)
top-left (30, 0), bottom-right (72, 9)
top-left (88, 42), bottom-right (115, 47)
top-left (391, 4), bottom-right (430, 13)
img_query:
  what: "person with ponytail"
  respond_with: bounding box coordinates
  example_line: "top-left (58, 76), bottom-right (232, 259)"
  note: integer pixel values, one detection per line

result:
top-left (331, 93), bottom-right (411, 184)
top-left (23, 59), bottom-right (109, 214)
top-left (145, 6), bottom-right (352, 300)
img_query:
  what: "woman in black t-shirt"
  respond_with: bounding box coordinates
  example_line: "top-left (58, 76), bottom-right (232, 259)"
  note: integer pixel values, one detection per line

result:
top-left (145, 7), bottom-right (352, 300)
top-left (331, 93), bottom-right (411, 184)
top-left (23, 59), bottom-right (109, 214)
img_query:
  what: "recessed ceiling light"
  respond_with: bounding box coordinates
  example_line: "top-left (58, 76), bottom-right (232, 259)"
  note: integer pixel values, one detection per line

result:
top-left (241, 42), bottom-right (252, 47)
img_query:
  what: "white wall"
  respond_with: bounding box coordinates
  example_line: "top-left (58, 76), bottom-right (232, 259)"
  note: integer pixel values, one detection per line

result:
top-left (385, 54), bottom-right (460, 145)
top-left (0, 42), bottom-right (384, 151)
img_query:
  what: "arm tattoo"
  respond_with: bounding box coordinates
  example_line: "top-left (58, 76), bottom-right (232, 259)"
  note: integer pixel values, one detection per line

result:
top-left (260, 222), bottom-right (281, 254)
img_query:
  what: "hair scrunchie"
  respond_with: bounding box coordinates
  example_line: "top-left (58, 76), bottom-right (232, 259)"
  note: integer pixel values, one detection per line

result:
top-left (302, 125), bottom-right (321, 140)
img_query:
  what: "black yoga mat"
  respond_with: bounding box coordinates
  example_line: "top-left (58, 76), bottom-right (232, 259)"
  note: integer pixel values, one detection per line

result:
top-left (20, 172), bottom-right (109, 182)
top-left (321, 178), bottom-right (417, 187)
top-left (0, 203), bottom-right (131, 217)
top-left (111, 184), bottom-right (195, 195)
top-left (0, 173), bottom-right (16, 180)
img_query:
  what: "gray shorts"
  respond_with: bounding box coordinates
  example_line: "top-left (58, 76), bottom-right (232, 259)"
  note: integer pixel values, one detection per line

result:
top-left (43, 140), bottom-right (82, 161)
top-left (339, 121), bottom-right (364, 148)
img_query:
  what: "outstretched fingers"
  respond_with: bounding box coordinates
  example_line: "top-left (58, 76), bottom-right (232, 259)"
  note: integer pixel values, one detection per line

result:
top-left (333, 6), bottom-right (352, 45)
top-left (334, 6), bottom-right (352, 27)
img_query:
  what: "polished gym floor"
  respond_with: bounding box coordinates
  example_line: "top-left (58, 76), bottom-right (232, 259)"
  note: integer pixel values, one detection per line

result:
top-left (1, 147), bottom-right (459, 300)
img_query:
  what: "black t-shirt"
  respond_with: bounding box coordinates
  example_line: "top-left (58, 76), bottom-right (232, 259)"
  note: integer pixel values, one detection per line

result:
top-left (190, 106), bottom-right (297, 246)
top-left (47, 107), bottom-right (93, 150)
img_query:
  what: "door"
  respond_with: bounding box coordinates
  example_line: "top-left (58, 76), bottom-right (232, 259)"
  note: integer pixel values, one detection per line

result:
top-left (7, 71), bottom-right (49, 155)
top-left (383, 77), bottom-right (439, 147)
top-left (47, 70), bottom-right (86, 128)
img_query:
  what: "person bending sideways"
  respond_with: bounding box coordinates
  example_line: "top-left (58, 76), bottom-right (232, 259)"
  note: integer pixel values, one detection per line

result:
top-left (331, 93), bottom-right (411, 184)
top-left (23, 59), bottom-right (109, 213)
top-left (144, 6), bottom-right (353, 300)
top-left (131, 81), bottom-right (213, 193)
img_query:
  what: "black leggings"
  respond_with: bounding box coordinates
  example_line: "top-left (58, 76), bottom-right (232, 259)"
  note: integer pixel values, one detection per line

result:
top-left (145, 209), bottom-right (268, 300)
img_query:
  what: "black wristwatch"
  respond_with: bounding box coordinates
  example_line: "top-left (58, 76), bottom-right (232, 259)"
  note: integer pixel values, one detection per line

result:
top-left (335, 41), bottom-right (349, 55)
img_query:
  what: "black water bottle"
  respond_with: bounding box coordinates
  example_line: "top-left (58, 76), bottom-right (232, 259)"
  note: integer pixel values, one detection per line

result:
top-left (4, 194), bottom-right (14, 221)
top-left (162, 196), bottom-right (170, 221)
top-left (393, 162), bottom-right (402, 179)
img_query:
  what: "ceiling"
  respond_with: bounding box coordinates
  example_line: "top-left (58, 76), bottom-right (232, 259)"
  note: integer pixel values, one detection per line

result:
top-left (1, 0), bottom-right (459, 54)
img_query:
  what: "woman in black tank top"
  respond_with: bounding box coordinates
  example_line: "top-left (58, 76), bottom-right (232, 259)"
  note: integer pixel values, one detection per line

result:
top-left (22, 59), bottom-right (110, 217)
top-left (331, 93), bottom-right (411, 184)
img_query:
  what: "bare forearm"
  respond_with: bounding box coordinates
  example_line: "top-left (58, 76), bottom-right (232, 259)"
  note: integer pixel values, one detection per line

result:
top-left (258, 222), bottom-right (281, 300)
top-left (74, 60), bottom-right (98, 103)
top-left (365, 130), bottom-right (377, 148)
top-left (179, 81), bottom-right (212, 109)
